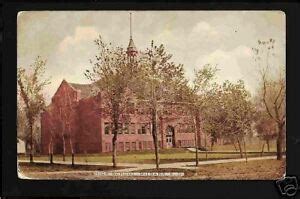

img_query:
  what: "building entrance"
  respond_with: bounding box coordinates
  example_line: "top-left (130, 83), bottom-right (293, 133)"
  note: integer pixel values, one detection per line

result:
top-left (166, 125), bottom-right (175, 148)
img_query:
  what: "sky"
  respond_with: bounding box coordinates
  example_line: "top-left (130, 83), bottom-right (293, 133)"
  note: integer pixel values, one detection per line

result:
top-left (17, 11), bottom-right (285, 104)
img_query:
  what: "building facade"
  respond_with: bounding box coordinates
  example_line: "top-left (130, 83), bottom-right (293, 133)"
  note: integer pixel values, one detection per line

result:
top-left (40, 79), bottom-right (206, 154)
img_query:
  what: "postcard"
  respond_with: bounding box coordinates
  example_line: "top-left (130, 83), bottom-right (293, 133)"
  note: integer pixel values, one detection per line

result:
top-left (17, 11), bottom-right (286, 180)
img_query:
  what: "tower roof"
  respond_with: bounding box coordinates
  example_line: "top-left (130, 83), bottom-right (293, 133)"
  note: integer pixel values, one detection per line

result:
top-left (127, 38), bottom-right (137, 53)
top-left (126, 12), bottom-right (138, 57)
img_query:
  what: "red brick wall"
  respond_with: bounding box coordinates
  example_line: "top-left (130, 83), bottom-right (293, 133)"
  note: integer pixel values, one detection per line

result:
top-left (41, 80), bottom-right (81, 155)
top-left (41, 80), bottom-right (208, 155)
top-left (76, 97), bottom-right (102, 153)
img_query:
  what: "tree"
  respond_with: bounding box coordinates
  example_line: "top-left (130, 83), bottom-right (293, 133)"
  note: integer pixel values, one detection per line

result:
top-left (44, 110), bottom-right (55, 164)
top-left (17, 56), bottom-right (50, 163)
top-left (252, 38), bottom-right (286, 160)
top-left (219, 80), bottom-right (255, 160)
top-left (179, 64), bottom-right (219, 165)
top-left (192, 64), bottom-right (219, 149)
top-left (56, 86), bottom-right (76, 165)
top-left (255, 115), bottom-right (277, 153)
top-left (85, 36), bottom-right (134, 168)
top-left (201, 84), bottom-right (224, 151)
top-left (17, 95), bottom-right (27, 140)
top-left (134, 41), bottom-right (187, 169)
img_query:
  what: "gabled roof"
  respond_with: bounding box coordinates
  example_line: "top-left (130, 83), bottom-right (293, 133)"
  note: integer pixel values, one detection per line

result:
top-left (68, 83), bottom-right (96, 99)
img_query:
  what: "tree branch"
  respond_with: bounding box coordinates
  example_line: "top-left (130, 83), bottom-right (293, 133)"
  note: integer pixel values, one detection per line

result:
top-left (262, 75), bottom-right (277, 122)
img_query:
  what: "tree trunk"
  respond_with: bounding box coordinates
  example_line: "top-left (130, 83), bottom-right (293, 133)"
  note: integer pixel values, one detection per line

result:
top-left (243, 138), bottom-right (248, 162)
top-left (261, 142), bottom-right (265, 157)
top-left (195, 113), bottom-right (201, 148)
top-left (69, 137), bottom-right (74, 167)
top-left (112, 126), bottom-right (118, 168)
top-left (194, 117), bottom-right (199, 166)
top-left (151, 108), bottom-right (160, 169)
top-left (159, 117), bottom-right (164, 149)
top-left (62, 135), bottom-right (66, 161)
top-left (233, 141), bottom-right (238, 152)
top-left (237, 138), bottom-right (243, 158)
top-left (266, 139), bottom-right (270, 152)
top-left (282, 135), bottom-right (286, 154)
top-left (50, 153), bottom-right (53, 164)
top-left (49, 138), bottom-right (53, 164)
top-left (211, 140), bottom-right (214, 151)
top-left (204, 133), bottom-right (208, 160)
top-left (29, 123), bottom-right (34, 163)
top-left (276, 122), bottom-right (284, 160)
top-left (71, 153), bottom-right (75, 167)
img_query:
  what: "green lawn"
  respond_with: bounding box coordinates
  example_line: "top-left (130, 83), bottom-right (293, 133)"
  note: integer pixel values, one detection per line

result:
top-left (18, 148), bottom-right (275, 164)
top-left (19, 162), bottom-right (128, 172)
top-left (211, 140), bottom-right (278, 152)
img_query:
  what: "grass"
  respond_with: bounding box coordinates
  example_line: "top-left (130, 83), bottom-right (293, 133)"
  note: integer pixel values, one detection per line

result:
top-left (18, 147), bottom-right (276, 164)
top-left (211, 140), bottom-right (278, 152)
top-left (19, 162), bottom-right (128, 172)
top-left (136, 159), bottom-right (286, 180)
top-left (193, 158), bottom-right (285, 180)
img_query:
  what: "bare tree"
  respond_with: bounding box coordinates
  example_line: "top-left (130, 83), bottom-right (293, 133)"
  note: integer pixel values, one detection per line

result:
top-left (17, 56), bottom-right (50, 163)
top-left (252, 38), bottom-right (286, 160)
top-left (44, 111), bottom-right (55, 164)
top-left (64, 90), bottom-right (75, 166)
top-left (58, 107), bottom-right (67, 161)
top-left (56, 86), bottom-right (76, 165)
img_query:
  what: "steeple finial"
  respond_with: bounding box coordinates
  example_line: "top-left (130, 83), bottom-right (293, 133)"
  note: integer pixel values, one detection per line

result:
top-left (127, 12), bottom-right (138, 60)
top-left (130, 12), bottom-right (132, 39)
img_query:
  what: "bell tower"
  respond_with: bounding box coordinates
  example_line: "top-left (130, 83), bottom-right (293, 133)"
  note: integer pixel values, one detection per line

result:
top-left (126, 13), bottom-right (138, 62)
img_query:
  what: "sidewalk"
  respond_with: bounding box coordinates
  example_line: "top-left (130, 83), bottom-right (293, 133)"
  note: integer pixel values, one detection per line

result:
top-left (186, 148), bottom-right (277, 154)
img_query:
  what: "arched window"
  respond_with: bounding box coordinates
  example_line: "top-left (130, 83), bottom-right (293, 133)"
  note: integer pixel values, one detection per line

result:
top-left (104, 122), bottom-right (110, 134)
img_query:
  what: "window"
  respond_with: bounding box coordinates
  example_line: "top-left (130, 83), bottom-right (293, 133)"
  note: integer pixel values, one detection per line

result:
top-left (187, 124), bottom-right (194, 133)
top-left (157, 126), bottom-right (160, 134)
top-left (142, 124), bottom-right (147, 134)
top-left (130, 123), bottom-right (136, 134)
top-left (105, 143), bottom-right (111, 151)
top-left (143, 141), bottom-right (147, 149)
top-left (139, 141), bottom-right (143, 150)
top-left (125, 142), bottom-right (130, 151)
top-left (148, 123), bottom-right (151, 134)
top-left (124, 123), bottom-right (129, 134)
top-left (104, 122), bottom-right (110, 135)
top-left (118, 142), bottom-right (124, 151)
top-left (118, 123), bottom-right (123, 134)
top-left (137, 123), bottom-right (143, 134)
top-left (177, 123), bottom-right (182, 133)
top-left (131, 142), bottom-right (136, 150)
